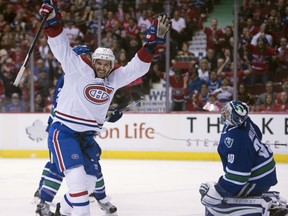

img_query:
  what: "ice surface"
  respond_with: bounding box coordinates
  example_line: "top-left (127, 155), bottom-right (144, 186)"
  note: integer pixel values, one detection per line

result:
top-left (0, 158), bottom-right (287, 216)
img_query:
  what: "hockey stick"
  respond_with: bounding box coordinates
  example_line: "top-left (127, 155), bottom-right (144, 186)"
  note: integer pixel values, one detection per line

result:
top-left (13, 15), bottom-right (48, 86)
top-left (105, 96), bottom-right (145, 121)
top-left (119, 96), bottom-right (145, 113)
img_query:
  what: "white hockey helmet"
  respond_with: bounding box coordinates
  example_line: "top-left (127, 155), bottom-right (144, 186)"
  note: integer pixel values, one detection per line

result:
top-left (92, 47), bottom-right (115, 70)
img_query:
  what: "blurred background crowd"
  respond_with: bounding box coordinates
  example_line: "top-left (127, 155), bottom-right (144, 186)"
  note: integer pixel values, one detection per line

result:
top-left (0, 0), bottom-right (288, 113)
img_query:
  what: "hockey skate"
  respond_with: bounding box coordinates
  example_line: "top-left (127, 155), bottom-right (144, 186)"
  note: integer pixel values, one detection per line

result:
top-left (53, 203), bottom-right (62, 216)
top-left (97, 200), bottom-right (118, 215)
top-left (35, 200), bottom-right (54, 216)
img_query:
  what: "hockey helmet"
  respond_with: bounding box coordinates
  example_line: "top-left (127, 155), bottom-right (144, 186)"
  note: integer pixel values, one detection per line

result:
top-left (220, 101), bottom-right (249, 126)
top-left (92, 47), bottom-right (115, 70)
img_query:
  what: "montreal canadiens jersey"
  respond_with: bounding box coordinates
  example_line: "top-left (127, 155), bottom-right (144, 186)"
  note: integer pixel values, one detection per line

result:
top-left (47, 30), bottom-right (151, 132)
top-left (216, 117), bottom-right (277, 196)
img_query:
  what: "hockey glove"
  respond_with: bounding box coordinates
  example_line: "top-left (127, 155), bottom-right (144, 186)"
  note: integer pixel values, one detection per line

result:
top-left (145, 14), bottom-right (171, 53)
top-left (72, 45), bottom-right (92, 56)
top-left (107, 109), bottom-right (123, 123)
top-left (199, 182), bottom-right (223, 207)
top-left (39, 0), bottom-right (62, 28)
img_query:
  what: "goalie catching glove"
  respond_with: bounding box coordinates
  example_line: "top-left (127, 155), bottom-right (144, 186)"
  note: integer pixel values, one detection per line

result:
top-left (145, 14), bottom-right (171, 53)
top-left (199, 182), bottom-right (224, 207)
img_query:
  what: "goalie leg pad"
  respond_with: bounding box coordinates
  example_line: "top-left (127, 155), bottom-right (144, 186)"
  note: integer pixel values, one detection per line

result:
top-left (204, 196), bottom-right (273, 216)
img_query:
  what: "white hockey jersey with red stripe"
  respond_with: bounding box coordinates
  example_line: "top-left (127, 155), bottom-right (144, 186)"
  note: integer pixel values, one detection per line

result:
top-left (47, 30), bottom-right (153, 132)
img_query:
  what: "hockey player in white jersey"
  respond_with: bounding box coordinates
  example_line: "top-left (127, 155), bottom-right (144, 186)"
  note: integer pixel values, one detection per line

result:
top-left (199, 100), bottom-right (288, 216)
top-left (34, 55), bottom-right (121, 216)
top-left (38, 0), bottom-right (171, 215)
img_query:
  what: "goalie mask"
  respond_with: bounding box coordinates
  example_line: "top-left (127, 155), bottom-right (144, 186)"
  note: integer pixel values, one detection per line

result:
top-left (92, 47), bottom-right (115, 77)
top-left (220, 101), bottom-right (249, 126)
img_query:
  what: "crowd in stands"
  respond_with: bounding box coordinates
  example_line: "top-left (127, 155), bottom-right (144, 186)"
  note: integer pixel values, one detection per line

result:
top-left (0, 0), bottom-right (288, 113)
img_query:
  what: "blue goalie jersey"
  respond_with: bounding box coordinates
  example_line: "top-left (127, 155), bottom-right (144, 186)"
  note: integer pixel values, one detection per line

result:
top-left (216, 117), bottom-right (277, 197)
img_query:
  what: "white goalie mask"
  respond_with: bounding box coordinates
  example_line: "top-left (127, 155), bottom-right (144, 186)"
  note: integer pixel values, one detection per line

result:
top-left (92, 47), bottom-right (115, 70)
top-left (220, 101), bottom-right (249, 126)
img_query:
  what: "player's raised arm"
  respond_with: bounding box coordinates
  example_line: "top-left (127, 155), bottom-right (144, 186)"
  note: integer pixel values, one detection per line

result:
top-left (113, 14), bottom-right (172, 89)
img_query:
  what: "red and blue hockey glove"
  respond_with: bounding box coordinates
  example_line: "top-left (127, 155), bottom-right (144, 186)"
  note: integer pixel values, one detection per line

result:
top-left (107, 109), bottom-right (123, 123)
top-left (39, 0), bottom-right (62, 28)
top-left (145, 14), bottom-right (171, 53)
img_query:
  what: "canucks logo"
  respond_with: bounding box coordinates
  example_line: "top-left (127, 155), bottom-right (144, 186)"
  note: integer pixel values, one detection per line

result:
top-left (234, 104), bottom-right (247, 116)
top-left (224, 137), bottom-right (234, 148)
top-left (84, 84), bottom-right (113, 104)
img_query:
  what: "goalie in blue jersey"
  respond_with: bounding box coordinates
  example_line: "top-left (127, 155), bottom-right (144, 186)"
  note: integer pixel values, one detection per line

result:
top-left (199, 100), bottom-right (287, 216)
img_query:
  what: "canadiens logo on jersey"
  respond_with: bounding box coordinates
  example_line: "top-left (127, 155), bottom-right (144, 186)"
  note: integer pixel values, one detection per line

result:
top-left (224, 137), bottom-right (234, 148)
top-left (84, 84), bottom-right (114, 104)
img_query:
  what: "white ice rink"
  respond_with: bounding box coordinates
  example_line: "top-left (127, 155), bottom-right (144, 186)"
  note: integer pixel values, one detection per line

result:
top-left (0, 158), bottom-right (287, 216)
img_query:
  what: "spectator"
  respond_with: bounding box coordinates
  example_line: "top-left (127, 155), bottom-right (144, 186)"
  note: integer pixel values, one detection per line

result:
top-left (63, 20), bottom-right (84, 46)
top-left (4, 92), bottom-right (26, 112)
top-left (265, 14), bottom-right (283, 46)
top-left (216, 57), bottom-right (230, 79)
top-left (245, 17), bottom-right (260, 37)
top-left (124, 17), bottom-right (141, 40)
top-left (275, 91), bottom-right (288, 111)
top-left (212, 77), bottom-right (233, 107)
top-left (101, 31), bottom-right (116, 48)
top-left (38, 37), bottom-right (50, 61)
top-left (226, 61), bottom-right (251, 86)
top-left (170, 10), bottom-right (186, 48)
top-left (245, 36), bottom-right (276, 84)
top-left (186, 90), bottom-right (202, 111)
top-left (257, 93), bottom-right (277, 112)
top-left (34, 92), bottom-right (45, 113)
top-left (196, 83), bottom-right (209, 108)
top-left (281, 79), bottom-right (288, 94)
top-left (0, 48), bottom-right (9, 65)
top-left (126, 37), bottom-right (141, 61)
top-left (202, 93), bottom-right (222, 112)
top-left (37, 70), bottom-right (50, 98)
top-left (156, 69), bottom-right (188, 111)
top-left (222, 25), bottom-right (233, 50)
top-left (10, 46), bottom-right (25, 74)
top-left (137, 9), bottom-right (151, 33)
top-left (239, 26), bottom-right (253, 47)
top-left (19, 68), bottom-right (38, 105)
top-left (197, 58), bottom-right (210, 82)
top-left (116, 49), bottom-right (128, 66)
top-left (0, 63), bottom-right (21, 101)
top-left (206, 70), bottom-right (221, 93)
top-left (186, 65), bottom-right (203, 97)
top-left (202, 48), bottom-right (217, 71)
top-left (198, 17), bottom-right (225, 58)
top-left (237, 83), bottom-right (254, 110)
top-left (145, 62), bottom-right (161, 84)
top-left (275, 37), bottom-right (288, 82)
top-left (251, 23), bottom-right (273, 47)
top-left (256, 81), bottom-right (278, 107)
top-left (173, 41), bottom-right (195, 63)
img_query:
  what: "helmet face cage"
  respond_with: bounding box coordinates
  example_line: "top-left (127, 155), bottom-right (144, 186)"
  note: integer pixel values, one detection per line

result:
top-left (220, 101), bottom-right (249, 126)
top-left (92, 47), bottom-right (115, 70)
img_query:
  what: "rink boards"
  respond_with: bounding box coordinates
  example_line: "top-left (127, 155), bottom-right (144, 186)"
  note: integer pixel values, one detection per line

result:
top-left (0, 113), bottom-right (287, 163)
